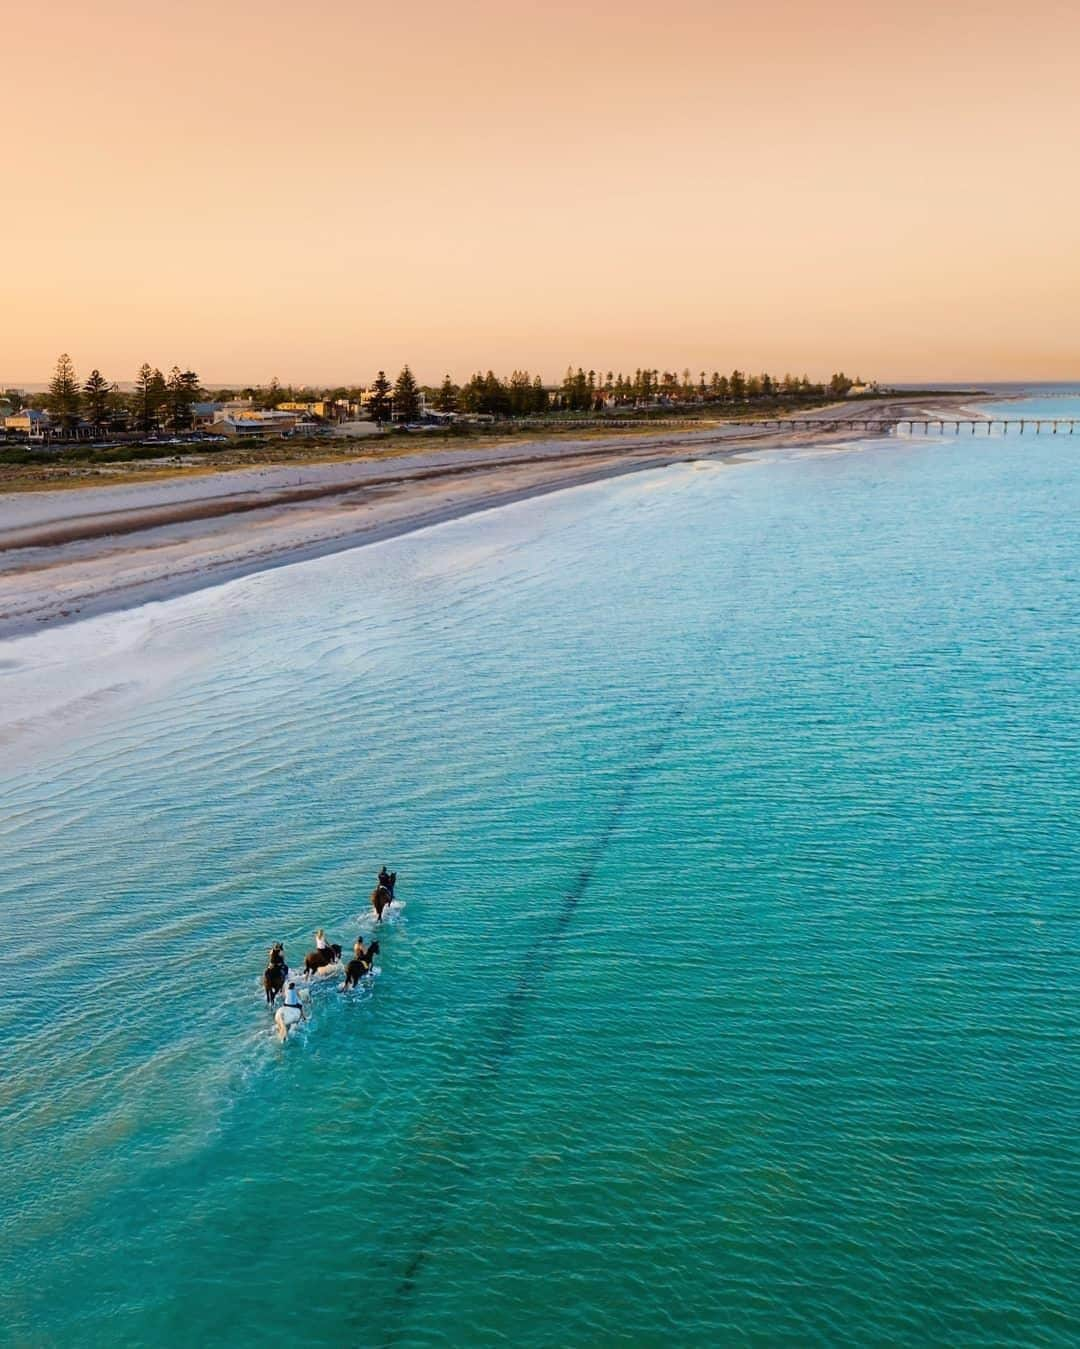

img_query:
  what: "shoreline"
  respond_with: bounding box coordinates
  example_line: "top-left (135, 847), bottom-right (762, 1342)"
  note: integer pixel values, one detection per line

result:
top-left (0, 397), bottom-right (982, 643)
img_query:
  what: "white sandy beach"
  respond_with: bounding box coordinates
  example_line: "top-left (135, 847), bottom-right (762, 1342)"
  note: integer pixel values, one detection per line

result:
top-left (0, 399), bottom-right (978, 642)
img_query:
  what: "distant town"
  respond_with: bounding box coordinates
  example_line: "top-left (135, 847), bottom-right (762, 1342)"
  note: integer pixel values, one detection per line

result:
top-left (2, 355), bottom-right (874, 449)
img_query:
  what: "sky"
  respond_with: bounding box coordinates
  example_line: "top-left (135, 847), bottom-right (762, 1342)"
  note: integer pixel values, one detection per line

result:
top-left (3, 0), bottom-right (1079, 386)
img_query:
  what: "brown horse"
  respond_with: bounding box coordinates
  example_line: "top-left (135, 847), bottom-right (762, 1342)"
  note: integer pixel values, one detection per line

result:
top-left (303, 943), bottom-right (342, 978)
top-left (263, 961), bottom-right (287, 1005)
top-left (371, 886), bottom-right (394, 921)
top-left (342, 940), bottom-right (381, 989)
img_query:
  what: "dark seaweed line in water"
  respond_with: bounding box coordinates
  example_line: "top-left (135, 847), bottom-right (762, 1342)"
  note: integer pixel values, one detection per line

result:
top-left (375, 702), bottom-right (687, 1345)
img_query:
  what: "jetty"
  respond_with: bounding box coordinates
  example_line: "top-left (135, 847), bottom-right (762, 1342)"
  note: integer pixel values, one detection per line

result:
top-left (732, 417), bottom-right (1079, 436)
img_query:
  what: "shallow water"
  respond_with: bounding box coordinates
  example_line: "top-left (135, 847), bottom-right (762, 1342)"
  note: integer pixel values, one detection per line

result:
top-left (1, 415), bottom-right (1077, 1346)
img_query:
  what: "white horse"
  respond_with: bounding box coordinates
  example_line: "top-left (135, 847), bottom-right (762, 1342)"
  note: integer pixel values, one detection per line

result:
top-left (274, 993), bottom-right (309, 1041)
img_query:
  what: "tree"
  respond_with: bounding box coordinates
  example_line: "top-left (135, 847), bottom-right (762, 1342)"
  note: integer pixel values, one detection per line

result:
top-left (165, 366), bottom-right (202, 431)
top-left (149, 369), bottom-right (168, 425)
top-left (367, 370), bottom-right (392, 424)
top-left (132, 363), bottom-right (155, 432)
top-left (392, 365), bottom-right (421, 422)
top-left (482, 370), bottom-right (509, 416)
top-left (82, 369), bottom-right (114, 429)
top-left (435, 375), bottom-right (459, 413)
top-left (48, 353), bottom-right (81, 432)
top-left (509, 370), bottom-right (533, 416)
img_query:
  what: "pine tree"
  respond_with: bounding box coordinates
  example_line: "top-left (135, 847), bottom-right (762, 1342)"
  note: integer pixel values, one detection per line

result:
top-left (132, 363), bottom-right (155, 432)
top-left (482, 371), bottom-right (509, 417)
top-left (435, 375), bottom-right (459, 413)
top-left (149, 369), bottom-right (168, 427)
top-left (509, 370), bottom-right (533, 416)
top-left (48, 353), bottom-right (81, 432)
top-left (82, 369), bottom-right (114, 429)
top-left (367, 371), bottom-right (392, 424)
top-left (165, 367), bottom-right (202, 431)
top-left (531, 374), bottom-right (549, 414)
top-left (392, 365), bottom-right (421, 422)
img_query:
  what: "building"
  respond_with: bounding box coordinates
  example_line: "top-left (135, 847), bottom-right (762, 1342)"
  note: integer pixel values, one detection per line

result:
top-left (210, 410), bottom-right (299, 437)
top-left (276, 400), bottom-right (345, 422)
top-left (4, 409), bottom-right (51, 436)
top-left (192, 402), bottom-right (225, 429)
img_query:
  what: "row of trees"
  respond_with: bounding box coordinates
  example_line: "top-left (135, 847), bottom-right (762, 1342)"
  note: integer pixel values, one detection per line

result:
top-left (558, 366), bottom-right (857, 411)
top-left (15, 355), bottom-right (863, 439)
top-left (421, 367), bottom-right (857, 417)
top-left (40, 355), bottom-right (204, 433)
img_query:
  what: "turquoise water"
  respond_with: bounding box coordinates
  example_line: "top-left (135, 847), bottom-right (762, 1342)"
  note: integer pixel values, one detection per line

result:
top-left (1, 414), bottom-right (1077, 1346)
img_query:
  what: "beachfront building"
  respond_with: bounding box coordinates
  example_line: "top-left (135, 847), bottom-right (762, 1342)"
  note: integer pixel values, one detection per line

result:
top-left (192, 401), bottom-right (225, 429)
top-left (211, 409), bottom-right (300, 438)
top-left (276, 400), bottom-right (347, 423)
top-left (4, 409), bottom-right (51, 437)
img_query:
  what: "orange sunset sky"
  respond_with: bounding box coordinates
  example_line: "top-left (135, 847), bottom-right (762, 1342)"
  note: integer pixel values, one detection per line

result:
top-left (3, 0), bottom-right (1078, 385)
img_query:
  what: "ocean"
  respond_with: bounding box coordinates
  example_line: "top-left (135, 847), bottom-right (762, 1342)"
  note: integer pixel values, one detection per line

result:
top-left (1, 396), bottom-right (1077, 1345)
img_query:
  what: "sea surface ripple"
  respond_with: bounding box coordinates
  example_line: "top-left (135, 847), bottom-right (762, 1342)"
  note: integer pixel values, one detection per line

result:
top-left (1, 420), bottom-right (1077, 1346)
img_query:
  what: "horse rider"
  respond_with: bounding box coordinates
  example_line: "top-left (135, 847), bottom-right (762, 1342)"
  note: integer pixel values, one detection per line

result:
top-left (268, 941), bottom-right (287, 972)
top-left (378, 866), bottom-right (393, 894)
top-left (353, 935), bottom-right (368, 961)
top-left (283, 982), bottom-right (304, 1016)
top-left (315, 928), bottom-right (329, 951)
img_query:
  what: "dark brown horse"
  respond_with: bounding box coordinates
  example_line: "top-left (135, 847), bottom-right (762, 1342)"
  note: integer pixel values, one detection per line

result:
top-left (263, 961), bottom-right (287, 1005)
top-left (303, 943), bottom-right (342, 978)
top-left (342, 940), bottom-right (380, 989)
top-left (371, 886), bottom-right (394, 921)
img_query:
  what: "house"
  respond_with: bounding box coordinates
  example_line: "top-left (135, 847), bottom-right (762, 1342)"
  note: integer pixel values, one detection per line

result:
top-left (4, 409), bottom-right (51, 436)
top-left (192, 402), bottom-right (224, 429)
top-left (210, 410), bottom-right (299, 438)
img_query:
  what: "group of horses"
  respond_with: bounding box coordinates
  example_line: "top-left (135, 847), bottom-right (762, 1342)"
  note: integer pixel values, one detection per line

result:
top-left (261, 870), bottom-right (398, 1039)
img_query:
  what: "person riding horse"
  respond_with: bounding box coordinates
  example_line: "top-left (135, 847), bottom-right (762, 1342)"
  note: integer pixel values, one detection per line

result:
top-left (343, 939), bottom-right (380, 989)
top-left (275, 981), bottom-right (306, 1040)
top-left (378, 866), bottom-right (395, 897)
